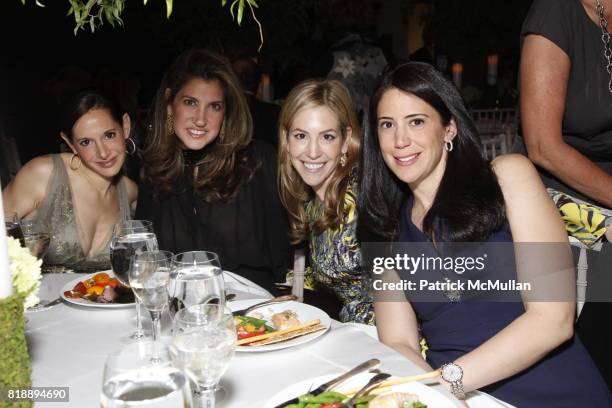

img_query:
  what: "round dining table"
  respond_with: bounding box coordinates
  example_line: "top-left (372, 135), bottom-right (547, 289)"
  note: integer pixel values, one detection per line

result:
top-left (25, 273), bottom-right (512, 407)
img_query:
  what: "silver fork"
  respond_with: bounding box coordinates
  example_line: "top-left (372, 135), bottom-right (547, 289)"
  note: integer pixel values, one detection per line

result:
top-left (232, 294), bottom-right (297, 316)
top-left (341, 372), bottom-right (391, 408)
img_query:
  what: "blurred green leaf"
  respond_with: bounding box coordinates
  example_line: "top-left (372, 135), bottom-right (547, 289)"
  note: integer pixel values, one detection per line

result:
top-left (237, 0), bottom-right (244, 25)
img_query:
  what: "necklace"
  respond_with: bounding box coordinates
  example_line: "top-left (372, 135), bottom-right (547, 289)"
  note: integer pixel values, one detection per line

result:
top-left (596, 0), bottom-right (612, 93)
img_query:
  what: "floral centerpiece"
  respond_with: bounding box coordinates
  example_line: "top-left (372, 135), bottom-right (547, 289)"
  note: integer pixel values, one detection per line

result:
top-left (0, 236), bottom-right (40, 408)
top-left (7, 237), bottom-right (42, 309)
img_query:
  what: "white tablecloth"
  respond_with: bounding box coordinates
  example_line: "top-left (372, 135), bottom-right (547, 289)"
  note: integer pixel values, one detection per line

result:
top-left (26, 274), bottom-right (510, 407)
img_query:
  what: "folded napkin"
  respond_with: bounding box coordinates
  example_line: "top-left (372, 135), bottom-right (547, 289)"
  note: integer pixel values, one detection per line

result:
top-left (548, 188), bottom-right (612, 248)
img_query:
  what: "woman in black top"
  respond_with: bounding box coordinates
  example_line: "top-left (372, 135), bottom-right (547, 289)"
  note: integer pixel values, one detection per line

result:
top-left (519, 0), bottom-right (612, 206)
top-left (519, 0), bottom-right (612, 389)
top-left (136, 49), bottom-right (289, 293)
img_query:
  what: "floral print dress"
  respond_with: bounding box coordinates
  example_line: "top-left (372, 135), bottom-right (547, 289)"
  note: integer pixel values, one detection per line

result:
top-left (305, 185), bottom-right (374, 324)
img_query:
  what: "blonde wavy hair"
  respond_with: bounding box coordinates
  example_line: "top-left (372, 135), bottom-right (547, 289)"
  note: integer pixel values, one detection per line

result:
top-left (278, 79), bottom-right (361, 244)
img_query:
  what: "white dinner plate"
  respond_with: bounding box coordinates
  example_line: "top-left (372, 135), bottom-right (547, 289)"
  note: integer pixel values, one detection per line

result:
top-left (229, 299), bottom-right (331, 352)
top-left (60, 271), bottom-right (135, 309)
top-left (262, 372), bottom-right (455, 408)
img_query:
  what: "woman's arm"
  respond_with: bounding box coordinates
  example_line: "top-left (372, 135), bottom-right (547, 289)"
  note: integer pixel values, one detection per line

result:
top-left (375, 275), bottom-right (433, 372)
top-left (450, 154), bottom-right (575, 392)
top-left (520, 34), bottom-right (612, 207)
top-left (2, 156), bottom-right (53, 219)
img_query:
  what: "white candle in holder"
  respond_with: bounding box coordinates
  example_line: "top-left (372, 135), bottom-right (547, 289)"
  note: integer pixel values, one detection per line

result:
top-left (0, 183), bottom-right (14, 298)
top-left (487, 54), bottom-right (499, 86)
top-left (452, 63), bottom-right (463, 90)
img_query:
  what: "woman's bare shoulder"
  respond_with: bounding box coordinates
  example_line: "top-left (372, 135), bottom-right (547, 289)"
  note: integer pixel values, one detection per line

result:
top-left (17, 155), bottom-right (57, 185)
top-left (491, 154), bottom-right (539, 186)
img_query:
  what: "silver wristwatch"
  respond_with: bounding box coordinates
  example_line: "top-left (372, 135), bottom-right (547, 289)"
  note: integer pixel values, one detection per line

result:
top-left (440, 362), bottom-right (466, 400)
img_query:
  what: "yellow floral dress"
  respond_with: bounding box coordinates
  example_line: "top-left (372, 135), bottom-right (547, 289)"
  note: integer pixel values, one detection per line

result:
top-left (305, 185), bottom-right (375, 324)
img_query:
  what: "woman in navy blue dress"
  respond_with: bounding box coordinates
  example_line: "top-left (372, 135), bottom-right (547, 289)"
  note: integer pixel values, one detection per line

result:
top-left (358, 62), bottom-right (610, 407)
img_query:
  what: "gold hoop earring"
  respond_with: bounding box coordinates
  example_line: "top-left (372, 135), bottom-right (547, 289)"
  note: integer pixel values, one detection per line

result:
top-left (218, 122), bottom-right (225, 141)
top-left (69, 153), bottom-right (82, 171)
top-left (445, 140), bottom-right (454, 152)
top-left (166, 114), bottom-right (175, 136)
top-left (125, 138), bottom-right (137, 155)
top-left (339, 153), bottom-right (347, 168)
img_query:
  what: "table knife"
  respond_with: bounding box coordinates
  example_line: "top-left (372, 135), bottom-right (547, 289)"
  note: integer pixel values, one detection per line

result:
top-left (273, 358), bottom-right (380, 408)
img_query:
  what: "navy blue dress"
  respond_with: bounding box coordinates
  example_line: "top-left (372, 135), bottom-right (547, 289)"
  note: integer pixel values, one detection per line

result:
top-left (397, 196), bottom-right (610, 407)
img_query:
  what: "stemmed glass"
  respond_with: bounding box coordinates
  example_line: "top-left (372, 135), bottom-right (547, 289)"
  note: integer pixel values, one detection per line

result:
top-left (129, 251), bottom-right (173, 342)
top-left (168, 251), bottom-right (225, 319)
top-left (170, 304), bottom-right (236, 408)
top-left (101, 341), bottom-right (193, 408)
top-left (4, 211), bottom-right (25, 247)
top-left (20, 219), bottom-right (50, 260)
top-left (110, 220), bottom-right (159, 340)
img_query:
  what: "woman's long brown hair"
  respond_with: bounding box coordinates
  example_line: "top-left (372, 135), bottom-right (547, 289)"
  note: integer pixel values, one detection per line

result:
top-left (144, 49), bottom-right (256, 201)
top-left (278, 79), bottom-right (361, 244)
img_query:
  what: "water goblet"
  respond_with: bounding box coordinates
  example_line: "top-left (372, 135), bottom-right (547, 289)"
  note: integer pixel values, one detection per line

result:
top-left (170, 304), bottom-right (236, 408)
top-left (20, 219), bottom-right (50, 260)
top-left (110, 220), bottom-right (159, 340)
top-left (168, 251), bottom-right (225, 319)
top-left (101, 341), bottom-right (193, 408)
top-left (129, 251), bottom-right (173, 343)
top-left (4, 211), bottom-right (25, 247)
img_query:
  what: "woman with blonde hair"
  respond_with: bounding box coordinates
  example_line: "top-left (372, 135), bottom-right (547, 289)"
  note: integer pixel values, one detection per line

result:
top-left (278, 79), bottom-right (373, 324)
top-left (136, 49), bottom-right (289, 292)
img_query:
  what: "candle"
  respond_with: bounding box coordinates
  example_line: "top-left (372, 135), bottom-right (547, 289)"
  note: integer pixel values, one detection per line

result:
top-left (487, 54), bottom-right (499, 86)
top-left (260, 73), bottom-right (273, 102)
top-left (452, 63), bottom-right (463, 90)
top-left (0, 183), bottom-right (14, 298)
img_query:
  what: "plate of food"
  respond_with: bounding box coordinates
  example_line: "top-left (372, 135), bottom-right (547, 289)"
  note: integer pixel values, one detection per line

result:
top-left (61, 271), bottom-right (135, 308)
top-left (262, 371), bottom-right (454, 408)
top-left (230, 299), bottom-right (331, 352)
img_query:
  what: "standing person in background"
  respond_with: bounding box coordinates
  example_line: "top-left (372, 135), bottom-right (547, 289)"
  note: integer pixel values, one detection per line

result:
top-left (323, 0), bottom-right (388, 120)
top-left (136, 49), bottom-right (289, 293)
top-left (232, 57), bottom-right (280, 148)
top-left (278, 79), bottom-right (374, 324)
top-left (519, 0), bottom-right (612, 389)
top-left (3, 90), bottom-right (137, 272)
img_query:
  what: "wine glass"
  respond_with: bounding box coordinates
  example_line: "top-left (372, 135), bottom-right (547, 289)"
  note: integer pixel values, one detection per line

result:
top-left (171, 304), bottom-right (236, 408)
top-left (110, 220), bottom-right (159, 340)
top-left (129, 251), bottom-right (173, 342)
top-left (168, 251), bottom-right (225, 319)
top-left (101, 341), bottom-right (193, 408)
top-left (4, 211), bottom-right (25, 247)
top-left (20, 219), bottom-right (50, 260)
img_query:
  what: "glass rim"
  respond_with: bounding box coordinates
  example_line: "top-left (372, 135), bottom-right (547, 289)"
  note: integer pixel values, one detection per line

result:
top-left (120, 219), bottom-right (153, 227)
top-left (173, 303), bottom-right (232, 325)
top-left (132, 250), bottom-right (174, 263)
top-left (172, 251), bottom-right (220, 265)
top-left (3, 211), bottom-right (18, 221)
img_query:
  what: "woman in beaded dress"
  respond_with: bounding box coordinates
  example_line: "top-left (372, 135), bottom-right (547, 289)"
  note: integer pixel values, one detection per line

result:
top-left (2, 90), bottom-right (137, 272)
top-left (278, 79), bottom-right (374, 324)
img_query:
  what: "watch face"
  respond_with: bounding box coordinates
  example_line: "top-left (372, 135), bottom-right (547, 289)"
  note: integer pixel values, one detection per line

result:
top-left (442, 363), bottom-right (463, 382)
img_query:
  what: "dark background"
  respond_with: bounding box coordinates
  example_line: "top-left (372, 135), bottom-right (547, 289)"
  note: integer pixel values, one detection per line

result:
top-left (1, 0), bottom-right (532, 162)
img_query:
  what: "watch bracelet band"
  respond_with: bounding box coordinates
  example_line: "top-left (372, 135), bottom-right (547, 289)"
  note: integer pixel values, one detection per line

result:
top-left (451, 380), bottom-right (466, 400)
